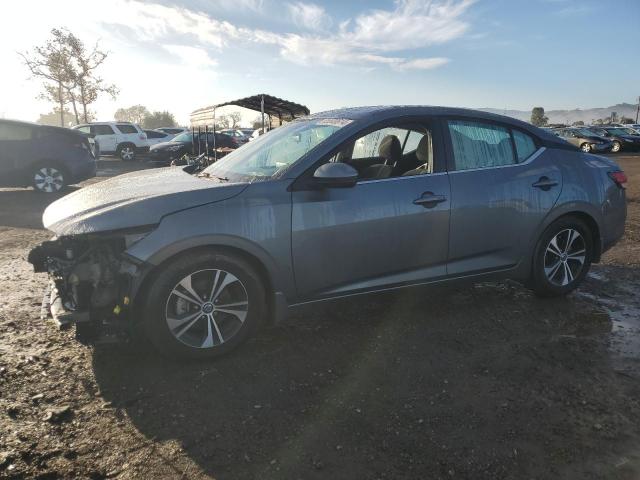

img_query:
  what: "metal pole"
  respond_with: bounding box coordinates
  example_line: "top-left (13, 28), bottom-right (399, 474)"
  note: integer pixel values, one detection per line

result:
top-left (213, 107), bottom-right (217, 162)
top-left (191, 127), bottom-right (196, 155)
top-left (205, 125), bottom-right (209, 165)
top-left (261, 95), bottom-right (265, 134)
top-left (197, 126), bottom-right (201, 156)
top-left (636, 96), bottom-right (639, 123)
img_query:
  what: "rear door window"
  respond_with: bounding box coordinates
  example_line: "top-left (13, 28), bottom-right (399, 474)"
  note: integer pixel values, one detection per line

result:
top-left (115, 124), bottom-right (138, 134)
top-left (447, 120), bottom-right (515, 170)
top-left (91, 125), bottom-right (115, 135)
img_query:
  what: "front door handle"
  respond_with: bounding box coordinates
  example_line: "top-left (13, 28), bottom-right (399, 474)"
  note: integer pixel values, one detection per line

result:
top-left (532, 176), bottom-right (558, 191)
top-left (413, 192), bottom-right (447, 208)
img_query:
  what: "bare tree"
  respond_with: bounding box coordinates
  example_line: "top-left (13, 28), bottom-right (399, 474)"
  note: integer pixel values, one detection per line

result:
top-left (19, 29), bottom-right (77, 126)
top-left (227, 111), bottom-right (242, 128)
top-left (20, 28), bottom-right (117, 126)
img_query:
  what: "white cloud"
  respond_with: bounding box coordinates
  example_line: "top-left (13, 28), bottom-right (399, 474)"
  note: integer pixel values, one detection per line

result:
top-left (0, 0), bottom-right (474, 123)
top-left (287, 2), bottom-right (332, 31)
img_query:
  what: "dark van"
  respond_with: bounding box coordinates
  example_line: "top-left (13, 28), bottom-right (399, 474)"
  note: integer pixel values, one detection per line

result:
top-left (0, 119), bottom-right (97, 193)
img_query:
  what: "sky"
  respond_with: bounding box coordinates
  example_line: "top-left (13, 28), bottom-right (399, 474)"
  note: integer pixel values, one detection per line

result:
top-left (0, 0), bottom-right (639, 126)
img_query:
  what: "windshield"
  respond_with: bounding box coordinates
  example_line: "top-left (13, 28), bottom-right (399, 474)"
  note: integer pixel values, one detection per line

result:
top-left (173, 132), bottom-right (193, 142)
top-left (202, 119), bottom-right (350, 181)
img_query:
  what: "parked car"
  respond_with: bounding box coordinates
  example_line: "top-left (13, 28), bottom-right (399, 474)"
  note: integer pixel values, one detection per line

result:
top-left (0, 119), bottom-right (96, 193)
top-left (587, 126), bottom-right (640, 153)
top-left (156, 127), bottom-right (189, 136)
top-left (144, 129), bottom-right (174, 146)
top-left (29, 106), bottom-right (627, 358)
top-left (552, 127), bottom-right (613, 153)
top-left (220, 129), bottom-right (250, 146)
top-left (147, 131), bottom-right (237, 165)
top-left (72, 122), bottom-right (149, 161)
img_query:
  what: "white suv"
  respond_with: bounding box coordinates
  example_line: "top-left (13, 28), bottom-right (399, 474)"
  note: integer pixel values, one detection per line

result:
top-left (72, 122), bottom-right (149, 161)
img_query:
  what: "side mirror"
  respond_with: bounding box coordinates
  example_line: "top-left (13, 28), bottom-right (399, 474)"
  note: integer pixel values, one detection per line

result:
top-left (313, 162), bottom-right (358, 188)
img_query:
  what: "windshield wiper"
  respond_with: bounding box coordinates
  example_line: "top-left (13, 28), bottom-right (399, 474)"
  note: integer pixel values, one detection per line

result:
top-left (197, 172), bottom-right (229, 182)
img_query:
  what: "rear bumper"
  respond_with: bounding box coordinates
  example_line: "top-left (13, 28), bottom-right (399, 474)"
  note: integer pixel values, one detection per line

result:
top-left (136, 146), bottom-right (150, 154)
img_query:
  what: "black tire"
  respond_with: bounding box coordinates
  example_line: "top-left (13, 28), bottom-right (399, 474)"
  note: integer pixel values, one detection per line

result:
top-left (530, 216), bottom-right (593, 297)
top-left (32, 165), bottom-right (67, 193)
top-left (142, 250), bottom-right (267, 359)
top-left (580, 143), bottom-right (591, 153)
top-left (117, 143), bottom-right (136, 161)
top-left (611, 141), bottom-right (621, 153)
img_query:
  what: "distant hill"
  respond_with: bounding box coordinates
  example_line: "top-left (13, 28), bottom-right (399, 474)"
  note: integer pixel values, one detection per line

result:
top-left (480, 103), bottom-right (639, 125)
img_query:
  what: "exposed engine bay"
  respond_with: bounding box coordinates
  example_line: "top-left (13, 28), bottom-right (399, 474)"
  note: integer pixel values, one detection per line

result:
top-left (28, 234), bottom-right (143, 341)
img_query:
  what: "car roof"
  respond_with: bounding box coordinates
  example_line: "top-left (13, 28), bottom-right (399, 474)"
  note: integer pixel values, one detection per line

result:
top-left (0, 118), bottom-right (84, 136)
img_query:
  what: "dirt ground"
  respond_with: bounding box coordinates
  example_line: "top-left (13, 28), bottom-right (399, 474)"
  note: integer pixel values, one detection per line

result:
top-left (1, 155), bottom-right (640, 479)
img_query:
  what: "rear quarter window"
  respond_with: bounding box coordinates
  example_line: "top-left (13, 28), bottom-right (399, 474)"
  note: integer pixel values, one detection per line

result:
top-left (512, 130), bottom-right (537, 161)
top-left (0, 123), bottom-right (33, 141)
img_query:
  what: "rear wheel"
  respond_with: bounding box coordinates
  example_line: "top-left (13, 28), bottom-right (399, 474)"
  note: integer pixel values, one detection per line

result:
top-left (580, 143), bottom-right (591, 153)
top-left (611, 141), bottom-right (621, 153)
top-left (530, 217), bottom-right (593, 297)
top-left (32, 166), bottom-right (66, 193)
top-left (142, 251), bottom-right (267, 359)
top-left (118, 144), bottom-right (136, 161)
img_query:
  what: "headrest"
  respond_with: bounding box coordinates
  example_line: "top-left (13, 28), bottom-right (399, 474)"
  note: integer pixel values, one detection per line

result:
top-left (416, 135), bottom-right (430, 163)
top-left (378, 135), bottom-right (402, 164)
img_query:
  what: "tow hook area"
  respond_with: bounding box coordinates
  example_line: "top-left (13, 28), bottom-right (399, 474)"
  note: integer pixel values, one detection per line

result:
top-left (29, 235), bottom-right (141, 343)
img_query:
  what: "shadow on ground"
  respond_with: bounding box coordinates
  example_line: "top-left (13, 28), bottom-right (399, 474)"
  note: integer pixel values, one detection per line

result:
top-left (0, 188), bottom-right (81, 229)
top-left (92, 280), bottom-right (640, 479)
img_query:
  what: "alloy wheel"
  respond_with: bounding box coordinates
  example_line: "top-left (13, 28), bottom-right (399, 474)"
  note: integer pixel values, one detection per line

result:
top-left (611, 142), bottom-right (621, 153)
top-left (165, 269), bottom-right (248, 349)
top-left (543, 228), bottom-right (586, 287)
top-left (580, 143), bottom-right (591, 153)
top-left (34, 167), bottom-right (64, 193)
top-left (120, 146), bottom-right (135, 160)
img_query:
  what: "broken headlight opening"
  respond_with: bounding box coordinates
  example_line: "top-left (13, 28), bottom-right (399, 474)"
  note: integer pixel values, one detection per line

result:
top-left (27, 227), bottom-right (155, 342)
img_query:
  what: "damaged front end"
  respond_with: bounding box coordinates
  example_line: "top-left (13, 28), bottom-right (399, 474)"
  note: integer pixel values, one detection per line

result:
top-left (28, 231), bottom-right (148, 342)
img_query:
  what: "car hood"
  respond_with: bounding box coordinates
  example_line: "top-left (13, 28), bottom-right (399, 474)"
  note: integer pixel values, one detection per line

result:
top-left (43, 167), bottom-right (249, 236)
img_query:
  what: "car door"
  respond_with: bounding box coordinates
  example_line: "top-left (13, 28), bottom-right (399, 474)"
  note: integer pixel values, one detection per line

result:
top-left (444, 118), bottom-right (562, 275)
top-left (291, 120), bottom-right (451, 300)
top-left (91, 125), bottom-right (117, 153)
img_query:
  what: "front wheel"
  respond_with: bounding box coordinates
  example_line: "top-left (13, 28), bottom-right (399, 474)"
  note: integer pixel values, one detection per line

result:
top-left (530, 217), bottom-right (593, 297)
top-left (611, 141), bottom-right (621, 153)
top-left (33, 166), bottom-right (66, 193)
top-left (142, 251), bottom-right (267, 359)
top-left (580, 143), bottom-right (591, 153)
top-left (118, 144), bottom-right (136, 161)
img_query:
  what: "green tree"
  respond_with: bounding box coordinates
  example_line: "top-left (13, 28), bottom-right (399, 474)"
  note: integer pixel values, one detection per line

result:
top-left (142, 111), bottom-right (177, 129)
top-left (572, 120), bottom-right (585, 126)
top-left (114, 105), bottom-right (150, 124)
top-left (530, 107), bottom-right (548, 127)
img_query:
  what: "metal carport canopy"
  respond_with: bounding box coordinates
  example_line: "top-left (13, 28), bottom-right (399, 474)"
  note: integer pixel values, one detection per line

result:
top-left (192, 94), bottom-right (310, 122)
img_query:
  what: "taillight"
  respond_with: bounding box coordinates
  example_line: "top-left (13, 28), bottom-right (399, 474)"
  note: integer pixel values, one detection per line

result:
top-left (608, 171), bottom-right (627, 188)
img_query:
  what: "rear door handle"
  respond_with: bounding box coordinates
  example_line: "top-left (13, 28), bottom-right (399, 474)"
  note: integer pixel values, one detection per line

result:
top-left (413, 192), bottom-right (447, 208)
top-left (532, 177), bottom-right (558, 190)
